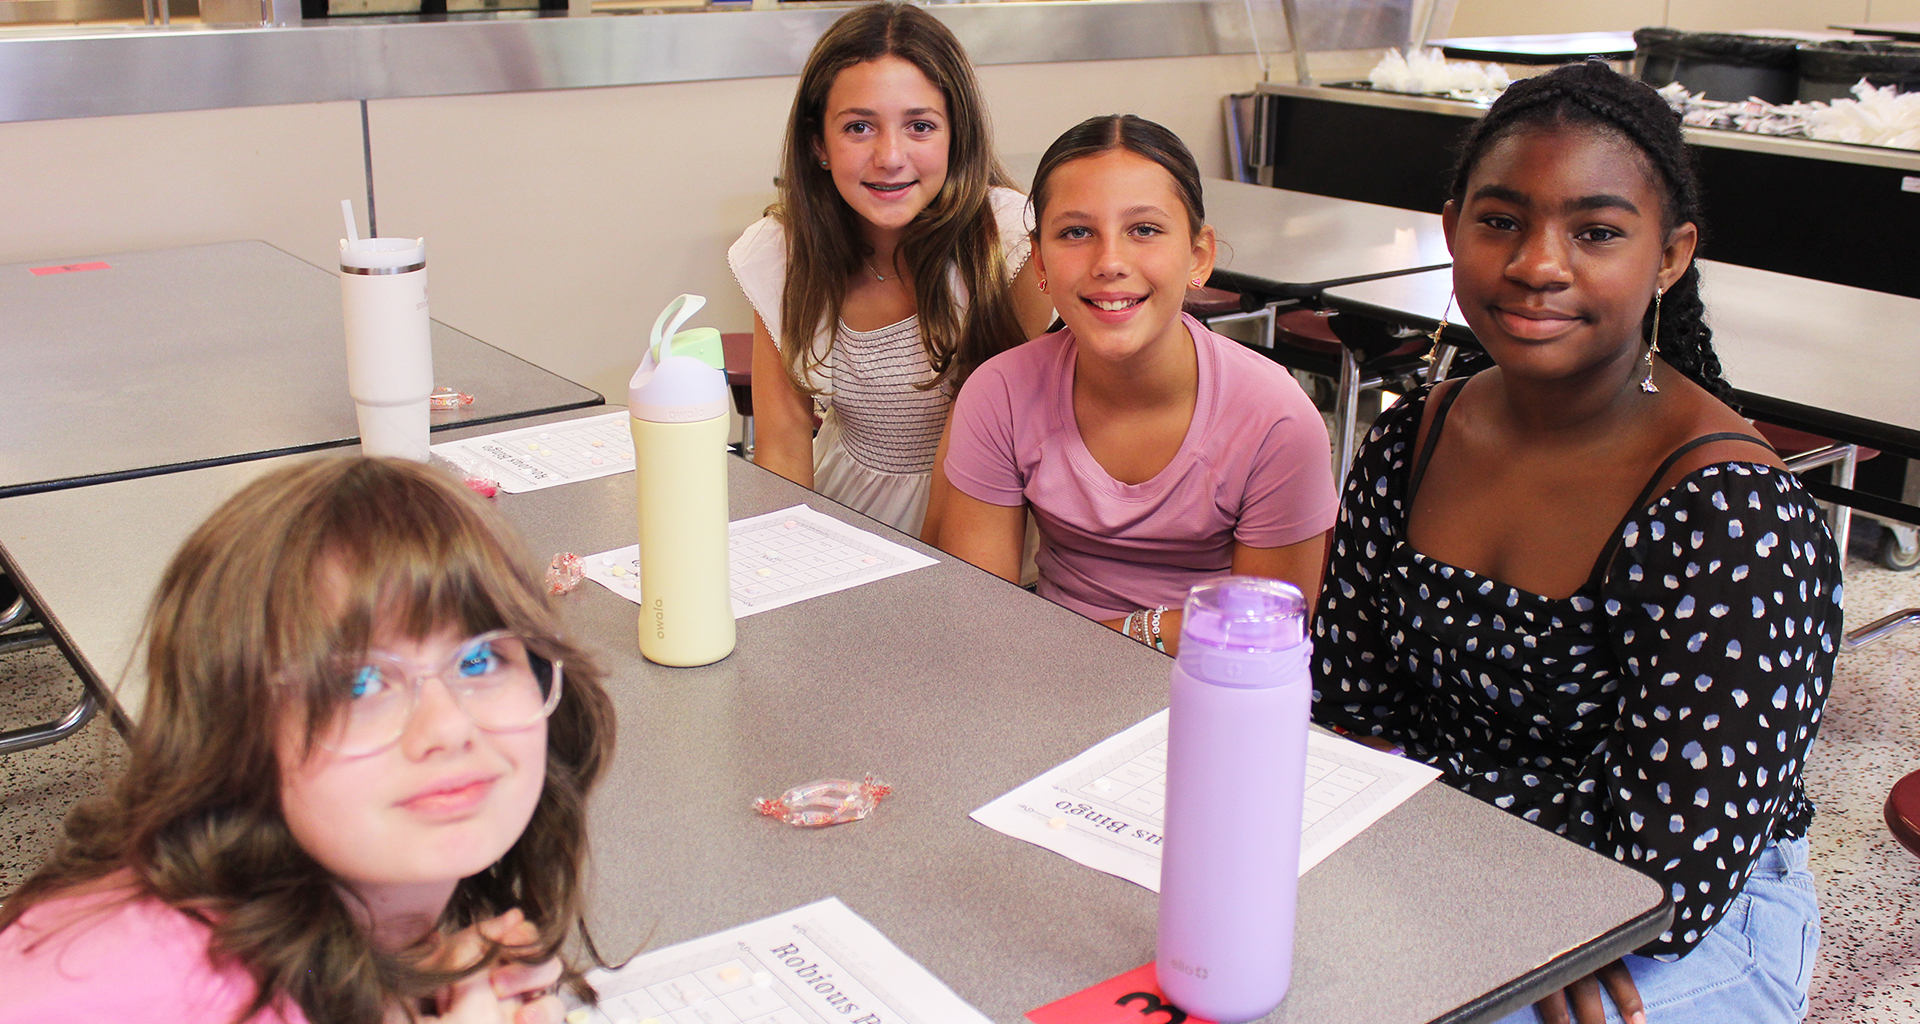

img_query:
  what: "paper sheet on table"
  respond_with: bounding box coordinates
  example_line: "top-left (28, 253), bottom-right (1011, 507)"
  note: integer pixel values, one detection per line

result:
top-left (430, 412), bottom-right (635, 493)
top-left (971, 709), bottom-right (1440, 891)
top-left (582, 504), bottom-right (938, 618)
top-left (570, 897), bottom-right (991, 1024)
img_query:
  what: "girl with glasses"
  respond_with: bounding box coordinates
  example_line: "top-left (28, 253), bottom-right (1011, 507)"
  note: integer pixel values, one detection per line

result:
top-left (0, 457), bottom-right (616, 1024)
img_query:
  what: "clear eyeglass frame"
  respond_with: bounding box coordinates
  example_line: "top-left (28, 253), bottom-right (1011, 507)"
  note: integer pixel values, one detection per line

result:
top-left (321, 628), bottom-right (564, 757)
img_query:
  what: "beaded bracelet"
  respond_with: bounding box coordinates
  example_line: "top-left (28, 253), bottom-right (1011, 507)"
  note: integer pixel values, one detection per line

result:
top-left (1148, 606), bottom-right (1167, 653)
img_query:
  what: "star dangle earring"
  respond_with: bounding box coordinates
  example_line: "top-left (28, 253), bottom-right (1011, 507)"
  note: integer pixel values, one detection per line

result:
top-left (1424, 291), bottom-right (1455, 371)
top-left (1641, 287), bottom-right (1663, 394)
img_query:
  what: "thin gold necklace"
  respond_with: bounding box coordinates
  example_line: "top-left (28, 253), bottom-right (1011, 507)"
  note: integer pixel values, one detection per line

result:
top-left (863, 258), bottom-right (887, 283)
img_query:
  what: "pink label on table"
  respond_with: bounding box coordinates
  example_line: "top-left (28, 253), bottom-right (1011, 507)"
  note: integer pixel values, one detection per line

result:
top-left (1027, 964), bottom-right (1215, 1024)
top-left (29, 261), bottom-right (110, 276)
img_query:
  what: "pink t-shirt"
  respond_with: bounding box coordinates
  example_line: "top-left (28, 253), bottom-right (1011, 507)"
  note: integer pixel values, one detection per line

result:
top-left (0, 887), bottom-right (307, 1024)
top-left (946, 314), bottom-right (1338, 620)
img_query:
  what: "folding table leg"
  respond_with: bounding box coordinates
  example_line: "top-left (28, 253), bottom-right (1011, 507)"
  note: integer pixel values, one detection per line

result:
top-left (1335, 346), bottom-right (1362, 485)
top-left (0, 594), bottom-right (101, 755)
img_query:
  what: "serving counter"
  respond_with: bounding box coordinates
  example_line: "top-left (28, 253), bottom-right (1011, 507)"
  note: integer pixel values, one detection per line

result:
top-left (1247, 80), bottom-right (1920, 298)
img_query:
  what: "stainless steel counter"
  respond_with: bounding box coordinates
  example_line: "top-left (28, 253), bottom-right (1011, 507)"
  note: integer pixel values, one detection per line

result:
top-left (0, 1), bottom-right (1415, 124)
top-left (1252, 81), bottom-right (1920, 172)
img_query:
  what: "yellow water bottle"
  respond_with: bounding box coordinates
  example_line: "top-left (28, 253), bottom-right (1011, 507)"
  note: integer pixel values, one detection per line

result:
top-left (628, 294), bottom-right (736, 667)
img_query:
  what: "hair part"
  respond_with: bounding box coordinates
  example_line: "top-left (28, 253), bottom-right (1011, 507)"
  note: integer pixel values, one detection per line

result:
top-left (773, 1), bottom-right (1025, 393)
top-left (0, 457), bottom-right (617, 1024)
top-left (1448, 59), bottom-right (1730, 400)
top-left (1029, 114), bottom-right (1207, 237)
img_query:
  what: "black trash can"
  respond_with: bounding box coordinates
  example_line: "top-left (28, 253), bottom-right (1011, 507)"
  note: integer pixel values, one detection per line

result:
top-left (1633, 27), bottom-right (1802, 104)
top-left (1797, 40), bottom-right (1920, 103)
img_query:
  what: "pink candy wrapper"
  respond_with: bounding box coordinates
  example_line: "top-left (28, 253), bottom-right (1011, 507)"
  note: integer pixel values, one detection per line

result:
top-left (430, 386), bottom-right (475, 410)
top-left (755, 775), bottom-right (892, 828)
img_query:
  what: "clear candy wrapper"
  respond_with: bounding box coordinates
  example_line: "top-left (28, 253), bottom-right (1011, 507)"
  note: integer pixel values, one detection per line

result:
top-left (546, 552), bottom-right (584, 596)
top-left (755, 774), bottom-right (892, 828)
top-left (430, 386), bottom-right (475, 410)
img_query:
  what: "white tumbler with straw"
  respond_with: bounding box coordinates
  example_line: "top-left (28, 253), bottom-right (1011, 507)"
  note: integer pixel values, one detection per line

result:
top-left (339, 201), bottom-right (432, 462)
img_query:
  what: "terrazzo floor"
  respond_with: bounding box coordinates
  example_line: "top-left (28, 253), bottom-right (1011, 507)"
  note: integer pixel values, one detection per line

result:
top-left (1, 540), bottom-right (1918, 1021)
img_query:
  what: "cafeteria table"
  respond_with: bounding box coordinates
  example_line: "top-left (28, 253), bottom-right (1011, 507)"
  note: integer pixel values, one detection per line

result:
top-left (0, 240), bottom-right (603, 499)
top-left (0, 409), bottom-right (1669, 1023)
top-left (1003, 155), bottom-right (1452, 301)
top-left (1832, 21), bottom-right (1920, 41)
top-left (1320, 262), bottom-right (1920, 524)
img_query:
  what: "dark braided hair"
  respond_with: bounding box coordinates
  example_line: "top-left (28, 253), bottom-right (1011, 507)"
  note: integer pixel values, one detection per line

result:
top-left (1448, 59), bottom-right (1731, 400)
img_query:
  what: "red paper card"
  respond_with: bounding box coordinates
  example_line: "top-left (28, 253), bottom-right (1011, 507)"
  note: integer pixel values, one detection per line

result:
top-left (1027, 963), bottom-right (1216, 1024)
top-left (29, 261), bottom-right (110, 276)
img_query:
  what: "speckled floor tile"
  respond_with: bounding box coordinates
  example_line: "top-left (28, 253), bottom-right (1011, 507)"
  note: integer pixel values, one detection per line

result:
top-left (0, 644), bottom-right (127, 894)
top-left (1805, 552), bottom-right (1920, 1024)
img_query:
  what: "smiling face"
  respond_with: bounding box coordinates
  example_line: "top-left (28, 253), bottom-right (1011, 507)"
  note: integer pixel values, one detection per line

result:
top-left (815, 55), bottom-right (951, 248)
top-left (278, 625), bottom-right (547, 914)
top-left (1034, 149), bottom-right (1215, 368)
top-left (1442, 123), bottom-right (1696, 387)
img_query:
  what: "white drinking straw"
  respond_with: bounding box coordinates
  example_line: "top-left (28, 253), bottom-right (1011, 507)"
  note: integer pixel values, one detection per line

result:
top-left (341, 199), bottom-right (360, 248)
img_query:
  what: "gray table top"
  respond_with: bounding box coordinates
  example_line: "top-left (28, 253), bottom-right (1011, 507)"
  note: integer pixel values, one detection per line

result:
top-left (1003, 156), bottom-right (1451, 298)
top-left (1321, 262), bottom-right (1920, 460)
top-left (0, 240), bottom-right (602, 498)
top-left (0, 409), bottom-right (1667, 1023)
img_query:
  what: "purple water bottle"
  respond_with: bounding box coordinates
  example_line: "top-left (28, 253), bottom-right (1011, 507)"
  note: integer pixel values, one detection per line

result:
top-left (1157, 577), bottom-right (1311, 1022)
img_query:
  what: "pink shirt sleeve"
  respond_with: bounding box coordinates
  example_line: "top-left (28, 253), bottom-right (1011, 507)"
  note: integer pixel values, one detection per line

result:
top-left (0, 890), bottom-right (306, 1024)
top-left (944, 348), bottom-right (1032, 508)
top-left (1222, 345), bottom-right (1340, 548)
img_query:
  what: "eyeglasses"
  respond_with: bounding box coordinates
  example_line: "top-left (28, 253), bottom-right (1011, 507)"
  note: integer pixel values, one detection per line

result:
top-left (321, 630), bottom-right (563, 756)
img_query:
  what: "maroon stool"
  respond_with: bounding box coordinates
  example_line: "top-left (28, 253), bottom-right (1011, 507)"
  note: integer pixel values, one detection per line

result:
top-left (1887, 770), bottom-right (1920, 859)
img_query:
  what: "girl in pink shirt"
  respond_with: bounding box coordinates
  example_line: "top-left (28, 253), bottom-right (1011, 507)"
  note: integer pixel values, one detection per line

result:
top-left (0, 458), bottom-right (616, 1024)
top-left (935, 116), bottom-right (1338, 653)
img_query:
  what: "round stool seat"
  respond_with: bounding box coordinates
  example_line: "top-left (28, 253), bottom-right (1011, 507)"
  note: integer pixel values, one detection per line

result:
top-left (1886, 769), bottom-right (1920, 858)
top-left (1275, 308), bottom-right (1342, 357)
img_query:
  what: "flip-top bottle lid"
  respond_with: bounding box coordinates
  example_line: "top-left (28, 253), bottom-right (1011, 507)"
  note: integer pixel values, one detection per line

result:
top-left (1181, 577), bottom-right (1307, 653)
top-left (630, 294), bottom-right (728, 423)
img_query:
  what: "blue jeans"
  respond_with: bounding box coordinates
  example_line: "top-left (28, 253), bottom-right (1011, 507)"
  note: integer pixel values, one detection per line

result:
top-left (1492, 837), bottom-right (1819, 1024)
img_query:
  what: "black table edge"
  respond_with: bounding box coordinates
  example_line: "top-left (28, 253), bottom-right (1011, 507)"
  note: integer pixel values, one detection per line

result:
top-left (1432, 899), bottom-right (1674, 1024)
top-left (1439, 45), bottom-right (1636, 65)
top-left (0, 394), bottom-right (606, 502)
top-left (1213, 261), bottom-right (1453, 302)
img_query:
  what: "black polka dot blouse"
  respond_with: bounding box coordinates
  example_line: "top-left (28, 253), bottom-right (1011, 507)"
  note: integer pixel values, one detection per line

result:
top-left (1311, 385), bottom-right (1842, 958)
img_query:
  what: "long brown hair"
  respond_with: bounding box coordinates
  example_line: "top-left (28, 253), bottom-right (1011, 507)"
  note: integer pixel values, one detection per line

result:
top-left (775, 1), bottom-right (1026, 393)
top-left (0, 457), bottom-right (617, 1024)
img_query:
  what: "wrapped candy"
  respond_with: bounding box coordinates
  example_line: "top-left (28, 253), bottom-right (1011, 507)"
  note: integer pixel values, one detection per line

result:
top-left (545, 552), bottom-right (584, 596)
top-left (755, 775), bottom-right (892, 828)
top-left (430, 386), bottom-right (475, 410)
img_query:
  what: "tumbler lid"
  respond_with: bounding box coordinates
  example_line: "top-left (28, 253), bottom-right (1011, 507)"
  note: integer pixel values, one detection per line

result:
top-left (339, 237), bottom-right (425, 271)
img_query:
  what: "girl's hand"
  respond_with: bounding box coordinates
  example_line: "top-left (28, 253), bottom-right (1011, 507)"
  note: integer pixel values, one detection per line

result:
top-left (387, 909), bottom-right (566, 1024)
top-left (1531, 959), bottom-right (1644, 1024)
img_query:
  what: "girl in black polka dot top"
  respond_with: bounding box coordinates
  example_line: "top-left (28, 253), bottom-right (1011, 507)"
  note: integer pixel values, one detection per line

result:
top-left (1312, 63), bottom-right (1841, 1024)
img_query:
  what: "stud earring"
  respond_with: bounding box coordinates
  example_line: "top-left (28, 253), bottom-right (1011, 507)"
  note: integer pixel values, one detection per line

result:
top-left (1192, 278), bottom-right (1205, 288)
top-left (1641, 287), bottom-right (1663, 394)
top-left (1037, 275), bottom-right (1047, 292)
top-left (819, 159), bottom-right (829, 169)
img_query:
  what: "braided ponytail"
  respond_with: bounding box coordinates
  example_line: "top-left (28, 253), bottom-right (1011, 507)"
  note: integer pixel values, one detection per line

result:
top-left (1450, 59), bottom-right (1733, 399)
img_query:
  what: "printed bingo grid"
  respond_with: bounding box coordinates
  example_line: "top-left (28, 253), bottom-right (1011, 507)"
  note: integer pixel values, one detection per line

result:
top-left (585, 947), bottom-right (807, 1024)
top-left (582, 504), bottom-right (938, 618)
top-left (430, 411), bottom-right (634, 493)
top-left (970, 708), bottom-right (1441, 889)
top-left (1067, 736), bottom-right (1391, 833)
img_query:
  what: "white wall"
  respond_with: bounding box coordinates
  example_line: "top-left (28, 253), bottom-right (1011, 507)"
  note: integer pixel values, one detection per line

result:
top-left (0, 101), bottom-right (364, 270)
top-left (367, 53), bottom-right (1267, 402)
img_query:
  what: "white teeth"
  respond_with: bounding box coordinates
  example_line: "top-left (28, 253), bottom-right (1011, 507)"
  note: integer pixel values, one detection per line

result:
top-left (1090, 298), bottom-right (1140, 311)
